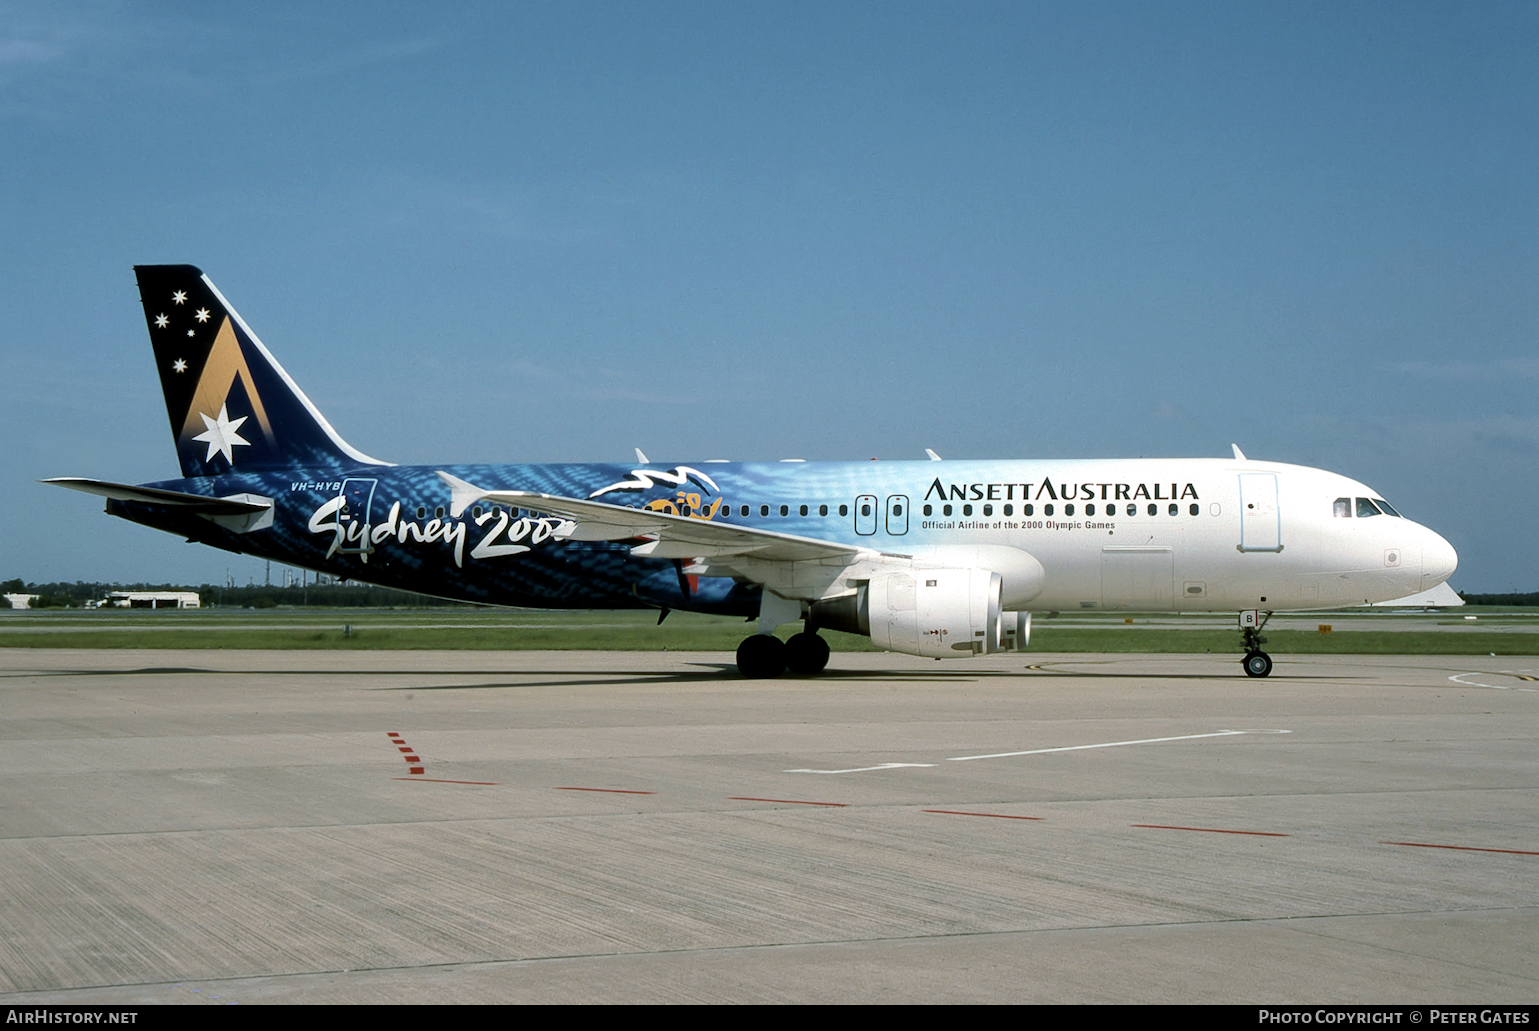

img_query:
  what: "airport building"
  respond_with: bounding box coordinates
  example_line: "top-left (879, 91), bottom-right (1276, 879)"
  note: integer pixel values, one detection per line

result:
top-left (101, 591), bottom-right (201, 609)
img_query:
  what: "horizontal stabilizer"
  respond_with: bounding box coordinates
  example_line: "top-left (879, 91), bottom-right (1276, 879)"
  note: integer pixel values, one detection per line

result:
top-left (42, 477), bottom-right (272, 515)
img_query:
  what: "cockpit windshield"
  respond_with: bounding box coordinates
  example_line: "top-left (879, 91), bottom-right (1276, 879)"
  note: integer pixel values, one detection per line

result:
top-left (1334, 497), bottom-right (1403, 518)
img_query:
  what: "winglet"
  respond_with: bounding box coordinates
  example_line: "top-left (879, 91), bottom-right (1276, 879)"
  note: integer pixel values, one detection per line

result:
top-left (435, 471), bottom-right (488, 519)
top-left (925, 448), bottom-right (942, 461)
top-left (1231, 444), bottom-right (1247, 461)
top-left (635, 448), bottom-right (649, 464)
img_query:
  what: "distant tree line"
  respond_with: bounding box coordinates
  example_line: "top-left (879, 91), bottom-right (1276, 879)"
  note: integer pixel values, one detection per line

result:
top-left (1458, 591), bottom-right (1539, 606)
top-left (0, 578), bottom-right (469, 609)
top-left (201, 584), bottom-right (469, 608)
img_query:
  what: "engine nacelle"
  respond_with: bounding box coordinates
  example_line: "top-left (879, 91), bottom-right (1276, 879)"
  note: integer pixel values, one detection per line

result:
top-left (868, 567), bottom-right (1002, 658)
top-left (999, 610), bottom-right (1031, 652)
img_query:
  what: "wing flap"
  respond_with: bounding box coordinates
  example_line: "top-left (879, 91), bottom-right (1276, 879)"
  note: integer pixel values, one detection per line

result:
top-left (435, 471), bottom-right (862, 564)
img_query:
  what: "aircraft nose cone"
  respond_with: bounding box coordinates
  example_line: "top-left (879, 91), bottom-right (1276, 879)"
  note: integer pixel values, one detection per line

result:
top-left (1422, 529), bottom-right (1458, 587)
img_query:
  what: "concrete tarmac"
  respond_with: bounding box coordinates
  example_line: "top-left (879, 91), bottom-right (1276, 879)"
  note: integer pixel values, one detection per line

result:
top-left (1, 648), bottom-right (1535, 1004)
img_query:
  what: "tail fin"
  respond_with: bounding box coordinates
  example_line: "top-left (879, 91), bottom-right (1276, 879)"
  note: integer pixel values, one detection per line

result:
top-left (134, 265), bottom-right (390, 477)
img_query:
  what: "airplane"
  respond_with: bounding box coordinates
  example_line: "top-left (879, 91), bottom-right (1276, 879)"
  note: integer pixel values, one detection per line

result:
top-left (47, 265), bottom-right (1459, 679)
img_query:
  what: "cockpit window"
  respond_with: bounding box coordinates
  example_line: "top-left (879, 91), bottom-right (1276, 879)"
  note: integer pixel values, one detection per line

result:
top-left (1333, 498), bottom-right (1351, 518)
top-left (1356, 497), bottom-right (1382, 518)
top-left (1374, 498), bottom-right (1401, 517)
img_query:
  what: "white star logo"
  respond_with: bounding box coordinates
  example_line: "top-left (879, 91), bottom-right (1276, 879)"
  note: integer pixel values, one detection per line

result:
top-left (195, 307), bottom-right (211, 323)
top-left (191, 404), bottom-right (251, 464)
top-left (155, 313), bottom-right (169, 328)
top-left (172, 358), bottom-right (188, 373)
top-left (172, 291), bottom-right (187, 304)
top-left (186, 329), bottom-right (195, 337)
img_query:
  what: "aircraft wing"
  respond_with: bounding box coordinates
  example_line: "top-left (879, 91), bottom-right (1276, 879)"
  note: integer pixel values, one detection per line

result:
top-left (437, 472), bottom-right (864, 563)
top-left (42, 477), bottom-right (273, 515)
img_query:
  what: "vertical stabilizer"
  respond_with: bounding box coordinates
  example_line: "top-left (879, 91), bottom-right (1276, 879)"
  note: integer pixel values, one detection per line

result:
top-left (134, 265), bottom-right (390, 477)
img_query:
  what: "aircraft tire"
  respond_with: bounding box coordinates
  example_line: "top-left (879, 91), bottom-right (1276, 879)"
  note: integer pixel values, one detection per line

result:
top-left (1242, 651), bottom-right (1273, 678)
top-left (784, 632), bottom-right (831, 676)
top-left (737, 634), bottom-right (788, 679)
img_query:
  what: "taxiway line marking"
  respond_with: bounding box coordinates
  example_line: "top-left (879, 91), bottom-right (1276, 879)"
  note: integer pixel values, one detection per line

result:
top-left (1381, 840), bottom-right (1539, 856)
top-left (923, 809), bottom-right (1043, 821)
top-left (1132, 823), bottom-right (1289, 837)
top-left (948, 729), bottom-right (1282, 762)
top-left (555, 787), bottom-right (657, 795)
top-left (729, 796), bottom-right (848, 807)
top-left (784, 762), bottom-right (936, 774)
top-left (393, 777), bottom-right (499, 785)
top-left (1450, 670), bottom-right (1539, 691)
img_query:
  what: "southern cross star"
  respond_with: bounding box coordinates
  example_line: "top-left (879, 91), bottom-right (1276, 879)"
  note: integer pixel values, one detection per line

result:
top-left (172, 358), bottom-right (188, 373)
top-left (155, 314), bottom-right (169, 328)
top-left (191, 403), bottom-right (250, 464)
top-left (195, 307), bottom-right (211, 323)
top-left (172, 291), bottom-right (187, 304)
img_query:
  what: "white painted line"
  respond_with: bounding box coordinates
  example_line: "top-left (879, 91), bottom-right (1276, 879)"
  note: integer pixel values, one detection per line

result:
top-left (947, 729), bottom-right (1289, 763)
top-left (1449, 669), bottom-right (1539, 691)
top-left (786, 730), bottom-right (1289, 774)
top-left (784, 762), bottom-right (937, 774)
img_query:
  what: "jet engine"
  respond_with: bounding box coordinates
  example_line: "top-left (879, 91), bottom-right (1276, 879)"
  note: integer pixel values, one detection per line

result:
top-left (811, 568), bottom-right (1034, 659)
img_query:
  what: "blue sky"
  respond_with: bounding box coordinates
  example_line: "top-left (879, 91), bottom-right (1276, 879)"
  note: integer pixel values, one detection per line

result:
top-left (3, 2), bottom-right (1535, 591)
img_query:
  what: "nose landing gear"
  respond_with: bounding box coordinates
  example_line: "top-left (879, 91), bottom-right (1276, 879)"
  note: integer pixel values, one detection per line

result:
top-left (1239, 610), bottom-right (1274, 677)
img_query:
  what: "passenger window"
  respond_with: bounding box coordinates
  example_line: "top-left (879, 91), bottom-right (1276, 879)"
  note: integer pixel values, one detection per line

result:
top-left (923, 504), bottom-right (933, 516)
top-left (943, 504), bottom-right (953, 516)
top-left (416, 506), bottom-right (426, 519)
top-left (1023, 504), bottom-right (1033, 516)
top-left (839, 504), bottom-right (848, 517)
top-left (799, 504), bottom-right (808, 516)
top-left (963, 504), bottom-right (972, 516)
top-left (859, 503), bottom-right (869, 517)
top-left (1126, 504), bottom-right (1136, 516)
top-left (1065, 503), bottom-right (1074, 516)
top-left (435, 506), bottom-right (445, 518)
top-left (1374, 499), bottom-right (1401, 517)
top-left (760, 504), bottom-right (769, 517)
top-left (1334, 498), bottom-right (1351, 518)
top-left (819, 504), bottom-right (828, 516)
top-left (1168, 503), bottom-right (1178, 516)
top-left (1356, 498), bottom-right (1381, 518)
top-left (1147, 503), bottom-right (1157, 516)
top-left (1045, 504), bottom-right (1055, 516)
top-left (1085, 504), bottom-right (1095, 516)
top-left (1004, 504), bottom-right (1013, 516)
top-left (741, 505), bottom-right (749, 517)
top-left (781, 504), bottom-right (790, 517)
top-left (983, 504), bottom-right (993, 516)
top-left (1189, 503), bottom-right (1199, 516)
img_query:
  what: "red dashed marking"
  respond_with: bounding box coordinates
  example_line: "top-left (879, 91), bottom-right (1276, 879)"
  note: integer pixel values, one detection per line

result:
top-left (729, 796), bottom-right (848, 807)
top-left (923, 809), bottom-right (1043, 820)
top-left (1382, 841), bottom-right (1539, 856)
top-left (387, 733), bottom-right (424, 776)
top-left (1132, 824), bottom-right (1289, 837)
top-left (555, 787), bottom-right (657, 795)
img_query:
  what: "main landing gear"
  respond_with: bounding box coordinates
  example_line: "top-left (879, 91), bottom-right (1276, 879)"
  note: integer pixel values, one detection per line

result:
top-left (1239, 610), bottom-right (1274, 678)
top-left (736, 630), bottom-right (831, 679)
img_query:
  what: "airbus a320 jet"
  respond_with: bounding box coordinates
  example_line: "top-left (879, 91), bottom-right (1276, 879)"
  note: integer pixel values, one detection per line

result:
top-left (48, 266), bottom-right (1458, 678)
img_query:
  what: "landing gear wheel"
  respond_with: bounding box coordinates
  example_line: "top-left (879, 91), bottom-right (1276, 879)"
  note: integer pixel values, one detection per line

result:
top-left (784, 632), bottom-right (831, 676)
top-left (736, 634), bottom-right (788, 679)
top-left (1242, 651), bottom-right (1273, 678)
